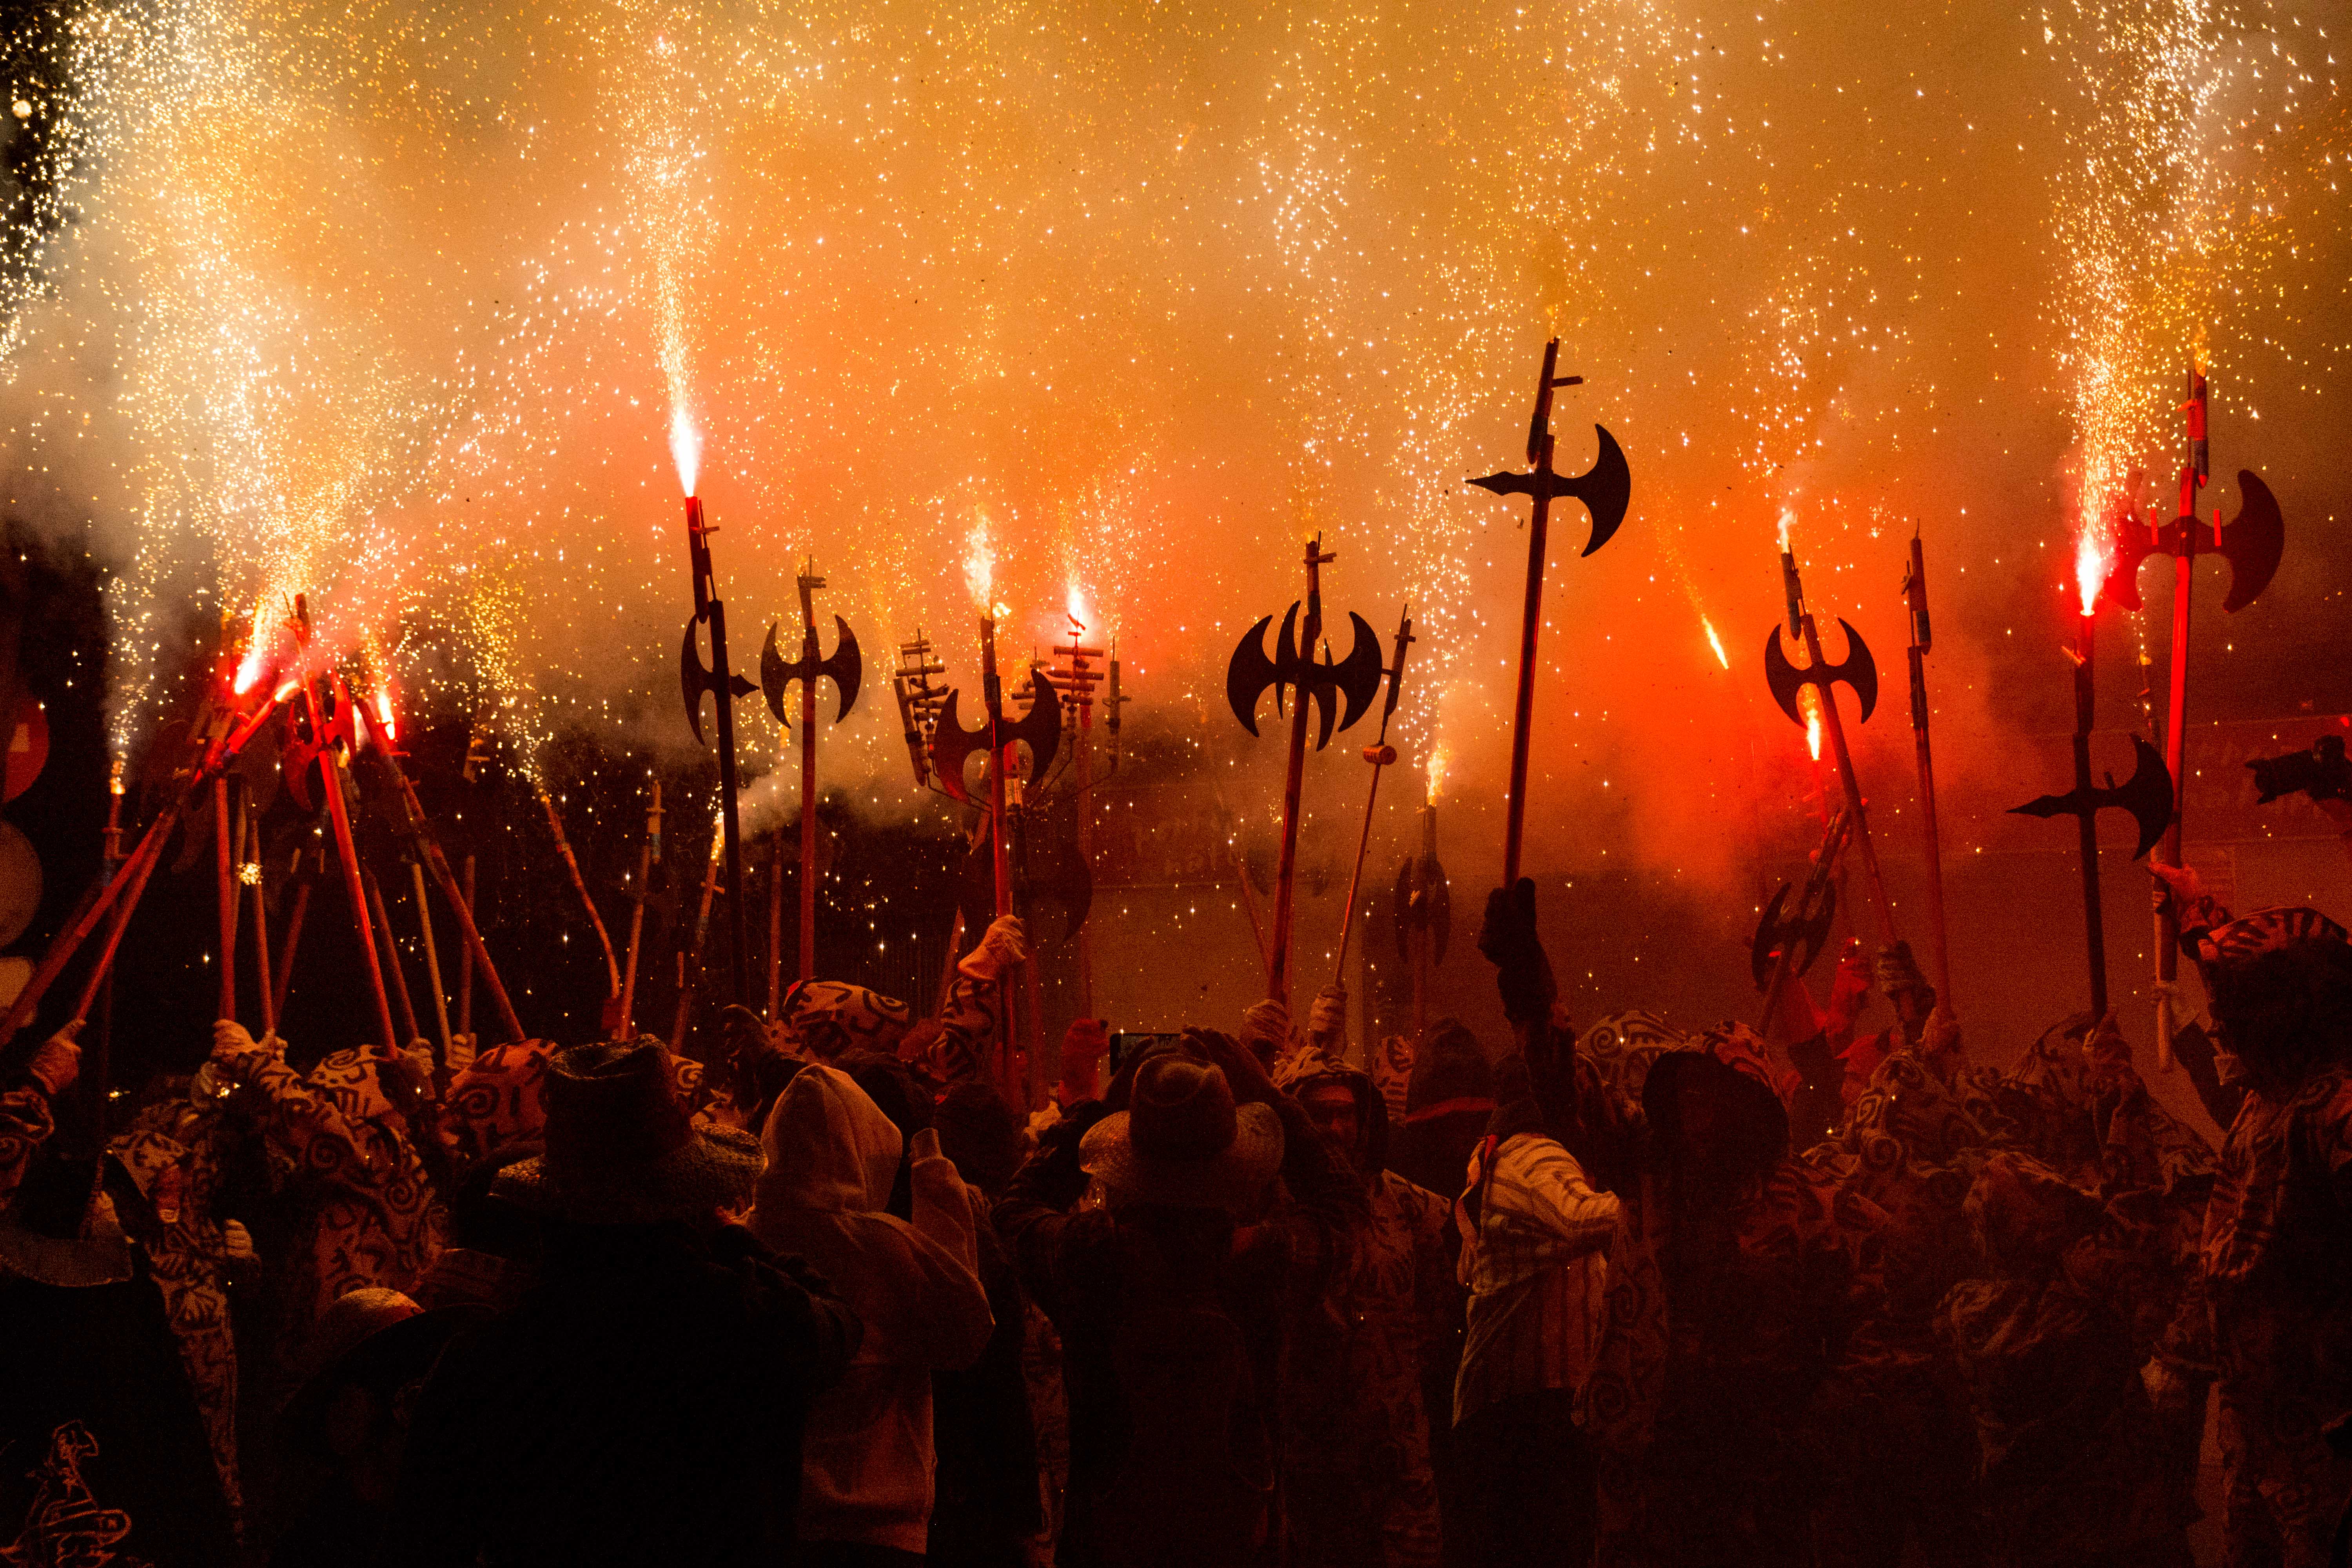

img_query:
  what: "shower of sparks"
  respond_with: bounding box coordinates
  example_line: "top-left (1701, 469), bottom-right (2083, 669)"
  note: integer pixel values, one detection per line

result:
top-left (0, 0), bottom-right (2340, 869)
top-left (2075, 528), bottom-right (2114, 618)
top-left (1425, 742), bottom-right (1450, 805)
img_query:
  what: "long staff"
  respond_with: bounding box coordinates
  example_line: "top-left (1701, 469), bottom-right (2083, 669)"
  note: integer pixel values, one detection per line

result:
top-left (1332, 606), bottom-right (1414, 988)
top-left (1266, 538), bottom-right (1334, 1003)
top-left (617, 780), bottom-right (662, 1038)
top-left (1902, 534), bottom-right (1952, 1005)
top-left (381, 760), bottom-right (525, 1044)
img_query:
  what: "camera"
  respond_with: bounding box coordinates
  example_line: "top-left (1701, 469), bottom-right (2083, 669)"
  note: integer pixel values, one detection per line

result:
top-left (2247, 734), bottom-right (2351, 806)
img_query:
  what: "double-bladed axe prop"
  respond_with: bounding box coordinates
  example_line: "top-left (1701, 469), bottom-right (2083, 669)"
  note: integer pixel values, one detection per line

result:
top-left (761, 559), bottom-right (862, 1001)
top-left (1902, 532), bottom-right (1953, 1010)
top-left (2099, 361), bottom-right (2284, 1067)
top-left (678, 494), bottom-right (756, 1008)
top-left (1755, 806), bottom-right (1853, 1038)
top-left (1762, 548), bottom-right (1898, 946)
top-left (1225, 535), bottom-right (1387, 1003)
top-left (2009, 726), bottom-right (2174, 1019)
top-left (1466, 340), bottom-right (1633, 884)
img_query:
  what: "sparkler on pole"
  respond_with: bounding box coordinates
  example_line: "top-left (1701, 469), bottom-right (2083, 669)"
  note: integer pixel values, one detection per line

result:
top-left (2096, 360), bottom-right (2284, 1070)
top-left (677, 490), bottom-right (757, 1009)
top-left (246, 817), bottom-right (274, 1040)
top-left (294, 660), bottom-right (399, 1054)
top-left (1395, 750), bottom-right (1451, 1049)
top-left (213, 775), bottom-right (237, 1022)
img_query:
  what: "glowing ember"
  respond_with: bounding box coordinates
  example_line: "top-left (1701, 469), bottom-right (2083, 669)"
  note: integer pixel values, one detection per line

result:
top-left (2073, 527), bottom-right (2111, 617)
top-left (1702, 617), bottom-right (1730, 671)
top-left (669, 407), bottom-right (702, 498)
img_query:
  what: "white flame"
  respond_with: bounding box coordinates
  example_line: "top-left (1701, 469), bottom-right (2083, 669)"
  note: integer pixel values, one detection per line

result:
top-left (670, 407), bottom-right (702, 497)
top-left (964, 523), bottom-right (994, 607)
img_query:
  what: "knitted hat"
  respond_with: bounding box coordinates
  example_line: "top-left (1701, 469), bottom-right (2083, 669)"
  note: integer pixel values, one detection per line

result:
top-left (1404, 1019), bottom-right (1495, 1125)
top-left (494, 1039), bottom-right (762, 1223)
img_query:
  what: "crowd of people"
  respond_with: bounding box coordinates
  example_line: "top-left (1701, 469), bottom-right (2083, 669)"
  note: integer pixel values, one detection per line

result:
top-left (1, 848), bottom-right (2348, 1568)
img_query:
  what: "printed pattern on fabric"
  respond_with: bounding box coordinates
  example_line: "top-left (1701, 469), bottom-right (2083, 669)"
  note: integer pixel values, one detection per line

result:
top-left (226, 1044), bottom-right (443, 1352)
top-left (1, 1421), bottom-right (146, 1568)
top-left (1286, 1169), bottom-right (1453, 1568)
top-left (438, 1039), bottom-right (553, 1165)
top-left (2200, 1063), bottom-right (2352, 1567)
top-left (0, 1083), bottom-right (58, 1213)
top-left (109, 1107), bottom-right (245, 1532)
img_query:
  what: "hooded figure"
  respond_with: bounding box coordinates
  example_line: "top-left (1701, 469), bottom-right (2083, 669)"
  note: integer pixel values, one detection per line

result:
top-left (750, 1063), bottom-right (993, 1563)
top-left (2163, 889), bottom-right (2352, 1568)
top-left (392, 1040), bottom-right (858, 1568)
top-left (1387, 1020), bottom-right (1495, 1204)
top-left (1935, 1152), bottom-right (2194, 1568)
top-left (1274, 1050), bottom-right (1457, 1568)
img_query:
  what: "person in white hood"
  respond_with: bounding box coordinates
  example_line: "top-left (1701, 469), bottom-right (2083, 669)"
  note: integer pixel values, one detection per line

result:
top-left (751, 1063), bottom-right (994, 1564)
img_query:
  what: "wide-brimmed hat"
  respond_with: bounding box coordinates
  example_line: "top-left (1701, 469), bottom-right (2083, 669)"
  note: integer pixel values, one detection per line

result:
top-left (0, 1154), bottom-right (132, 1287)
top-left (279, 1287), bottom-right (479, 1451)
top-left (1082, 1054), bottom-right (1283, 1210)
top-left (493, 1039), bottom-right (762, 1223)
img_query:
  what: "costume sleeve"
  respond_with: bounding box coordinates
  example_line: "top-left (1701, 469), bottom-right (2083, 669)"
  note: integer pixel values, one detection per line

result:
top-left (993, 1101), bottom-right (1111, 1327)
top-left (1491, 1134), bottom-right (1623, 1255)
top-left (1370, 1033), bottom-right (1414, 1127)
top-left (922, 969), bottom-right (1007, 1088)
top-left (902, 1136), bottom-right (997, 1369)
top-left (0, 1085), bottom-right (59, 1210)
top-left (2169, 1021), bottom-right (2246, 1132)
top-left (222, 1045), bottom-right (377, 1193)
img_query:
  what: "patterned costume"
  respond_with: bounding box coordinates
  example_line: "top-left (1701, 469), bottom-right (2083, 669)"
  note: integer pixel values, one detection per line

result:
top-left (436, 1038), bottom-right (554, 1166)
top-left (1275, 1050), bottom-right (1455, 1568)
top-left (215, 1038), bottom-right (444, 1373)
top-left (109, 1102), bottom-right (246, 1534)
top-left (2167, 902), bottom-right (2352, 1567)
top-left (781, 973), bottom-right (1006, 1089)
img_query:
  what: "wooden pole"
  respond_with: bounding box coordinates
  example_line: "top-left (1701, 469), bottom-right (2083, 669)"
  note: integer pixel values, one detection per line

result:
top-left (273, 852), bottom-right (313, 1024)
top-left (1267, 536), bottom-right (1333, 1003)
top-left (2073, 612), bottom-right (2109, 1018)
top-left (1903, 534), bottom-right (1953, 1007)
top-left (1795, 604), bottom-right (1898, 946)
top-left (213, 776), bottom-right (238, 1022)
top-left (457, 855), bottom-right (475, 1039)
top-left (248, 818), bottom-right (275, 1038)
top-left (618, 780), bottom-right (660, 1039)
top-left (383, 763), bottom-right (525, 1044)
top-left (410, 860), bottom-right (452, 1059)
top-left (539, 785), bottom-right (621, 1004)
top-left (799, 649), bottom-right (820, 986)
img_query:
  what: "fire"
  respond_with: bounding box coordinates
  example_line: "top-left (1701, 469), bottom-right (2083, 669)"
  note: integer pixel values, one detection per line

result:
top-left (375, 690), bottom-right (398, 745)
top-left (1777, 510), bottom-right (1795, 554)
top-left (963, 523), bottom-right (994, 607)
top-left (669, 407), bottom-right (702, 497)
top-left (231, 600), bottom-right (274, 693)
top-left (1702, 617), bottom-right (1730, 670)
top-left (2073, 527), bottom-right (2111, 617)
top-left (1800, 686), bottom-right (1824, 760)
top-left (1066, 583), bottom-right (1089, 630)
top-left (1425, 742), bottom-right (1450, 802)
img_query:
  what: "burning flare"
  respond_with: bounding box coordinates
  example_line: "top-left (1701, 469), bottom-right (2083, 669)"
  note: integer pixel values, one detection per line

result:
top-left (1702, 617), bottom-right (1730, 670)
top-left (1799, 686), bottom-right (1824, 761)
top-left (1066, 583), bottom-right (1089, 631)
top-left (670, 407), bottom-right (702, 497)
top-left (2073, 527), bottom-right (2111, 617)
top-left (1425, 742), bottom-right (1451, 803)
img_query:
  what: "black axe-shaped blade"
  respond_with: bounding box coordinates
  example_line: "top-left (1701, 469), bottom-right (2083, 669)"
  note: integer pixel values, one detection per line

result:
top-left (2009, 733), bottom-right (2176, 860)
top-left (2103, 469), bottom-right (2284, 614)
top-left (1467, 424), bottom-right (1633, 558)
top-left (680, 612), bottom-right (756, 746)
top-left (1751, 878), bottom-right (1838, 991)
top-left (1763, 619), bottom-right (1879, 729)
top-left (1392, 853), bottom-right (1452, 967)
top-left (760, 616), bottom-right (864, 728)
top-left (1226, 605), bottom-right (1385, 750)
top-left (929, 675), bottom-right (1063, 805)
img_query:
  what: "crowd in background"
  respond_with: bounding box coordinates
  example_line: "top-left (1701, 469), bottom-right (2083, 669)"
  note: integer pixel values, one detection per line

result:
top-left (2, 839), bottom-right (2349, 1568)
